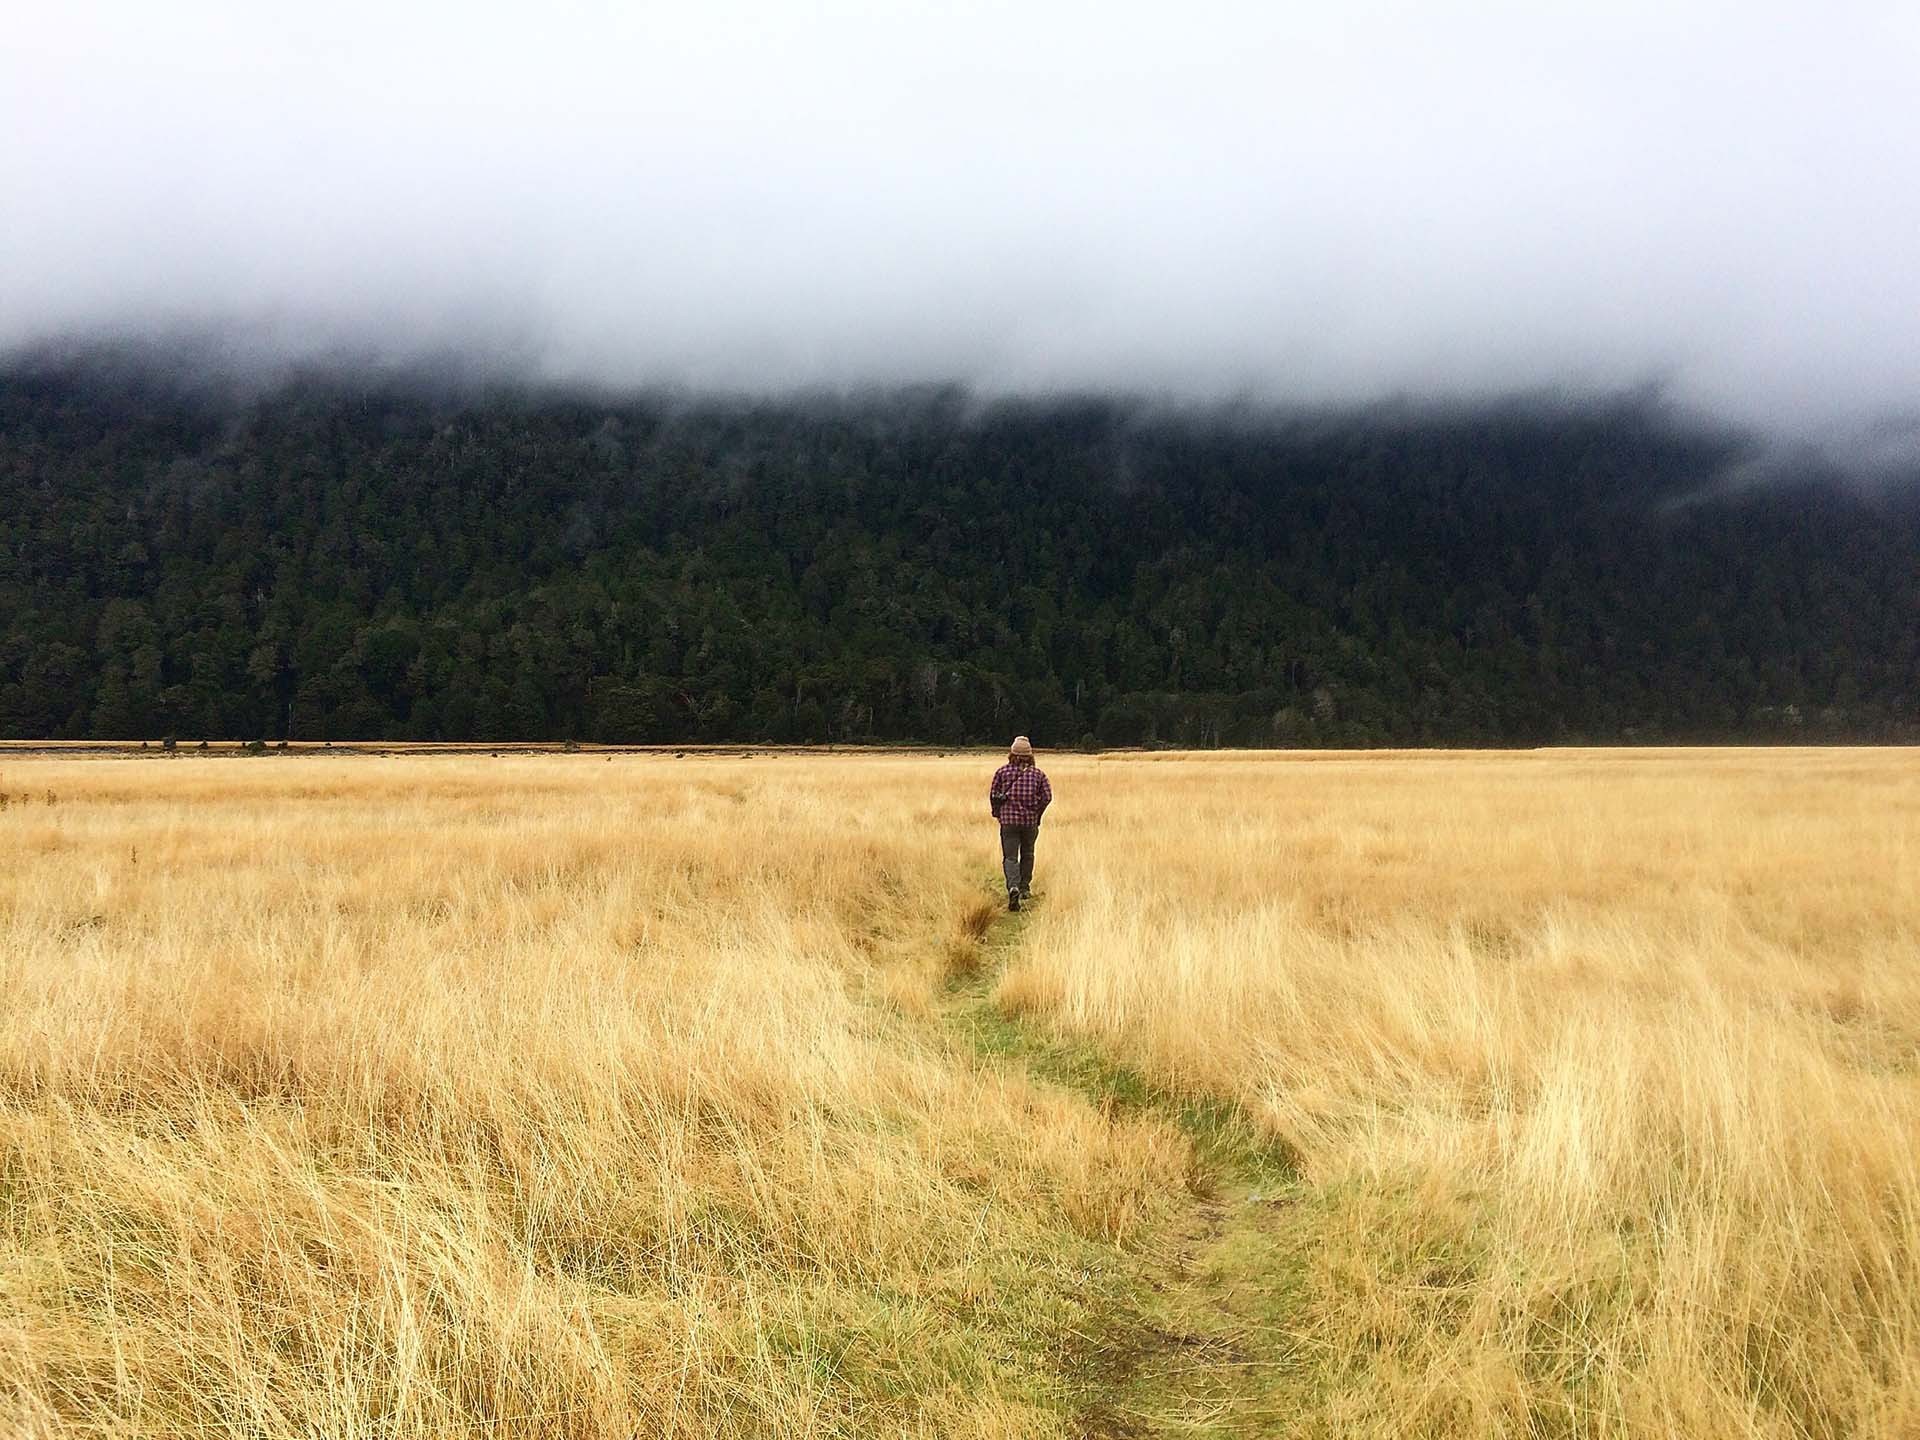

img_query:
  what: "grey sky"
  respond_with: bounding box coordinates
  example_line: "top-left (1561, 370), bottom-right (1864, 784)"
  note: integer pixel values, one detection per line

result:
top-left (6, 1), bottom-right (1918, 432)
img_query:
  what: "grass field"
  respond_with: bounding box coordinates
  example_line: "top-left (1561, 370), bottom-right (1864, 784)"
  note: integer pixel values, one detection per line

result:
top-left (3, 749), bottom-right (1916, 1437)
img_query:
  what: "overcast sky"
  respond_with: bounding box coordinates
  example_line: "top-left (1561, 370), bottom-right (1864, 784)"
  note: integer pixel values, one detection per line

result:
top-left (6, 1), bottom-right (1918, 433)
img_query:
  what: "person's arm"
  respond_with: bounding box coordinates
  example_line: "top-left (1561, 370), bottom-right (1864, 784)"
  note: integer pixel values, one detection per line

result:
top-left (1037, 771), bottom-right (1052, 817)
top-left (989, 766), bottom-right (1007, 816)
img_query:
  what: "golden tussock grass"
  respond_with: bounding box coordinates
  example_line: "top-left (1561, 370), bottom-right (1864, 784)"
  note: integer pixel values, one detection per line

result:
top-left (3, 747), bottom-right (1917, 1436)
top-left (1002, 748), bottom-right (1920, 1436)
top-left (0, 755), bottom-right (1187, 1438)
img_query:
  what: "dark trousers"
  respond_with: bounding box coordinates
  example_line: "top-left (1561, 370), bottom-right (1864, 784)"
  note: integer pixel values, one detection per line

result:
top-left (1000, 824), bottom-right (1039, 896)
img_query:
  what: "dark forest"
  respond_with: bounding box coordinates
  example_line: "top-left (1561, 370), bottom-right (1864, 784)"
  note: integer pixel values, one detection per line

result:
top-left (4, 353), bottom-right (1916, 746)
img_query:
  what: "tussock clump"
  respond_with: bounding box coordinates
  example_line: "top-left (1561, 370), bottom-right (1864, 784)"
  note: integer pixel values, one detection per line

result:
top-left (957, 896), bottom-right (999, 941)
top-left (942, 897), bottom-right (1002, 980)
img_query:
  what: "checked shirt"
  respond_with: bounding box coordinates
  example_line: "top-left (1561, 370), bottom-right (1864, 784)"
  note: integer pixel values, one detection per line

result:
top-left (989, 762), bottom-right (1052, 828)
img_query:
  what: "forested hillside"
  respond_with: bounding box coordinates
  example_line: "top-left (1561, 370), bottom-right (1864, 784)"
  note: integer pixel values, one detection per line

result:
top-left (4, 354), bottom-right (1917, 745)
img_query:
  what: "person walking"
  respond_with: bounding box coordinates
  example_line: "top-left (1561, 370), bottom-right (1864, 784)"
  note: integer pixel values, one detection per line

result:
top-left (989, 735), bottom-right (1052, 911)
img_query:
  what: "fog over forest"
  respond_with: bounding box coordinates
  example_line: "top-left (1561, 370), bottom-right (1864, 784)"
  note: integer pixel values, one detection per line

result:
top-left (7, 1), bottom-right (1919, 454)
top-left (7, 3), bottom-right (1920, 746)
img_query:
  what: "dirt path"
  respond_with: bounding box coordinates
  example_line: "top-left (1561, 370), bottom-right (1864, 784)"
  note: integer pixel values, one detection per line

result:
top-left (935, 884), bottom-right (1316, 1438)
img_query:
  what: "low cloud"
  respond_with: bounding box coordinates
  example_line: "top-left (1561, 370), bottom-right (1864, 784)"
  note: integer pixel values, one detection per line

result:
top-left (7, 1), bottom-right (1918, 441)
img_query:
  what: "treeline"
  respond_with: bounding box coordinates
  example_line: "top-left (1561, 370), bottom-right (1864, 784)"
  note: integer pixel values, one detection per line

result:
top-left (3, 353), bottom-right (1917, 746)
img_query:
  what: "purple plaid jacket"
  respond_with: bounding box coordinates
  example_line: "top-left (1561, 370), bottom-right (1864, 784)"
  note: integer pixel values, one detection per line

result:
top-left (989, 761), bottom-right (1052, 828)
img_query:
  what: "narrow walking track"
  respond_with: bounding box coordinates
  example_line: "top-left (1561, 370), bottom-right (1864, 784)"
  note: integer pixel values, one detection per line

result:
top-left (933, 883), bottom-right (1315, 1438)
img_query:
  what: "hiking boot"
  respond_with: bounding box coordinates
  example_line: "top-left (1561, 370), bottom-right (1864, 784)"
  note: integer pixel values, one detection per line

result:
top-left (1008, 891), bottom-right (1022, 912)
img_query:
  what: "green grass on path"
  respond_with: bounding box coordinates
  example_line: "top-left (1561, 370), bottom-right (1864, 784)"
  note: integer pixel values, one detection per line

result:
top-left (931, 880), bottom-right (1319, 1438)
